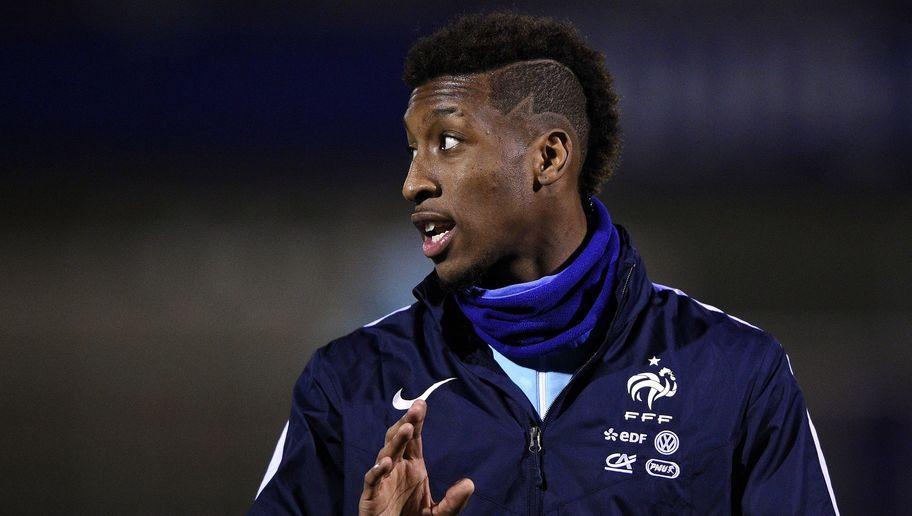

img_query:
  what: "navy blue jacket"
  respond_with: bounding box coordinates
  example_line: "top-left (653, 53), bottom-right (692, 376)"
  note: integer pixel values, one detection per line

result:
top-left (251, 227), bottom-right (839, 515)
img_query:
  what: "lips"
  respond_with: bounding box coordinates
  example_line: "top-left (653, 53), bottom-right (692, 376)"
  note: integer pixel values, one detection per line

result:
top-left (411, 211), bottom-right (457, 258)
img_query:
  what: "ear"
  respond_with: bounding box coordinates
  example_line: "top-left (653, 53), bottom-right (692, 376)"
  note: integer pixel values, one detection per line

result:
top-left (534, 130), bottom-right (572, 187)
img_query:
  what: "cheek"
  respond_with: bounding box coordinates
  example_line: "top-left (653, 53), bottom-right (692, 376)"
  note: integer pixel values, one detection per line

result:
top-left (448, 152), bottom-right (504, 203)
top-left (464, 144), bottom-right (525, 199)
top-left (448, 139), bottom-right (531, 247)
top-left (455, 173), bottom-right (525, 251)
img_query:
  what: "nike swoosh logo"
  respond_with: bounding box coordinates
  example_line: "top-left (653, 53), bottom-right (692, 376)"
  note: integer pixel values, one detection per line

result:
top-left (392, 377), bottom-right (457, 410)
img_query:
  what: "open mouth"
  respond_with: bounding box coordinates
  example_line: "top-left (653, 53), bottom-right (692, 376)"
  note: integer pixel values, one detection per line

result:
top-left (412, 213), bottom-right (456, 258)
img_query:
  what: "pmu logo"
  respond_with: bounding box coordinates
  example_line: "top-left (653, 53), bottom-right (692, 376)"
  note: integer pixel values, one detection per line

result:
top-left (645, 459), bottom-right (680, 479)
top-left (627, 367), bottom-right (677, 409)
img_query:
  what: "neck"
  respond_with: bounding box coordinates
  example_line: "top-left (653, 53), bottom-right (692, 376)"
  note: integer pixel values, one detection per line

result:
top-left (479, 197), bottom-right (588, 289)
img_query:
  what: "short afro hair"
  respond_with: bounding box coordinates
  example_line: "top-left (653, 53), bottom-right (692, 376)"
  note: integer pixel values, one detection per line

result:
top-left (403, 11), bottom-right (621, 199)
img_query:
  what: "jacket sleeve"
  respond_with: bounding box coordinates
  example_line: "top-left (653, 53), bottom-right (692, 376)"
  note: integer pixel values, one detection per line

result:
top-left (735, 341), bottom-right (839, 515)
top-left (249, 347), bottom-right (345, 515)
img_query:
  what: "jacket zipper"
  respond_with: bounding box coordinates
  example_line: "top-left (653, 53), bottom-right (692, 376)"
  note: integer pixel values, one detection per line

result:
top-left (525, 262), bottom-right (637, 514)
top-left (528, 426), bottom-right (543, 515)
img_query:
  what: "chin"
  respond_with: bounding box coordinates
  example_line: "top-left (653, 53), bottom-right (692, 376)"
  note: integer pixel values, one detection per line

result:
top-left (434, 264), bottom-right (475, 293)
top-left (434, 256), bottom-right (489, 293)
top-left (434, 260), bottom-right (483, 293)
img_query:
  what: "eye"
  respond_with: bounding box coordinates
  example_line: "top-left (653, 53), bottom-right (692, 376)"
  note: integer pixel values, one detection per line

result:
top-left (441, 135), bottom-right (459, 151)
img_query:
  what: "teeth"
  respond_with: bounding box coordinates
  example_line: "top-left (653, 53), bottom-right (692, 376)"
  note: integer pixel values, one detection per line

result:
top-left (431, 230), bottom-right (449, 243)
top-left (425, 222), bottom-right (436, 233)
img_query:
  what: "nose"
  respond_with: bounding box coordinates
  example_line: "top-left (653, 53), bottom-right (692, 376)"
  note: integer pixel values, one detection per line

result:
top-left (401, 158), bottom-right (440, 204)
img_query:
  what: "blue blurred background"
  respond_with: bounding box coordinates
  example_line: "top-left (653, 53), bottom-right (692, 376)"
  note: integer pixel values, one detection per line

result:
top-left (1, 1), bottom-right (909, 513)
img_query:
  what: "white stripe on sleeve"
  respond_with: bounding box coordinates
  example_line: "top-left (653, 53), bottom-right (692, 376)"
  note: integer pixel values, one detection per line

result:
top-left (364, 304), bottom-right (412, 327)
top-left (255, 421), bottom-right (289, 499)
top-left (806, 410), bottom-right (840, 515)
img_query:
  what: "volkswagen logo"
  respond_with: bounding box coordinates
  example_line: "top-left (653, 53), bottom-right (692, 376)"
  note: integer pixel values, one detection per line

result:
top-left (654, 430), bottom-right (679, 455)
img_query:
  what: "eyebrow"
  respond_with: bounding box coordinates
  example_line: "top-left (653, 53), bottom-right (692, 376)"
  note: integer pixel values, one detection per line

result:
top-left (429, 106), bottom-right (463, 119)
top-left (403, 104), bottom-right (465, 132)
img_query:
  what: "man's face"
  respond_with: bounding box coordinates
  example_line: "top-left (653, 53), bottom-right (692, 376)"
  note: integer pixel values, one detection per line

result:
top-left (402, 74), bottom-right (536, 290)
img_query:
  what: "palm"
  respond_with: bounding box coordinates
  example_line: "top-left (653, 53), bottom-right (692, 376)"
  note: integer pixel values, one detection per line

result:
top-left (359, 399), bottom-right (474, 515)
top-left (368, 454), bottom-right (432, 514)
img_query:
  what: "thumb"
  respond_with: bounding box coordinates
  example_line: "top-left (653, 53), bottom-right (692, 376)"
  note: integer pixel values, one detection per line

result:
top-left (429, 478), bottom-right (474, 515)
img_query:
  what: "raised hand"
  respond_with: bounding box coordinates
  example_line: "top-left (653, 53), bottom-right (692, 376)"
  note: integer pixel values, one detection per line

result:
top-left (358, 399), bottom-right (474, 515)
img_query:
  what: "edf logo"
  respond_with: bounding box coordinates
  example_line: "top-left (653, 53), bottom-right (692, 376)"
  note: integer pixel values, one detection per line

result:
top-left (603, 427), bottom-right (648, 444)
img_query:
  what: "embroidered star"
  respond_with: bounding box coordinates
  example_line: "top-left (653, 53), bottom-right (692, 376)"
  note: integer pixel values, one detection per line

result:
top-left (648, 356), bottom-right (661, 366)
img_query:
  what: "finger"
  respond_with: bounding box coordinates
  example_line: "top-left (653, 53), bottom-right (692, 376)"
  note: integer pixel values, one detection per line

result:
top-left (375, 422), bottom-right (413, 464)
top-left (405, 399), bottom-right (427, 459)
top-left (382, 401), bottom-right (423, 443)
top-left (429, 478), bottom-right (474, 515)
top-left (407, 399), bottom-right (428, 434)
top-left (361, 456), bottom-right (392, 501)
top-left (383, 409), bottom-right (410, 443)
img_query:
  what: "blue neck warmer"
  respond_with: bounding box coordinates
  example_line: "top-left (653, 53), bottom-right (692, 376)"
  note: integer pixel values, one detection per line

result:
top-left (454, 198), bottom-right (620, 360)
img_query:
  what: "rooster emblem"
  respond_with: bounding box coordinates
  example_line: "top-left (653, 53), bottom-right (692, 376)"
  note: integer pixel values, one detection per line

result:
top-left (627, 367), bottom-right (677, 409)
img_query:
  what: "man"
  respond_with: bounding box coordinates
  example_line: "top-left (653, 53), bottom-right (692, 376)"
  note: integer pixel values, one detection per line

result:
top-left (251, 12), bottom-right (839, 515)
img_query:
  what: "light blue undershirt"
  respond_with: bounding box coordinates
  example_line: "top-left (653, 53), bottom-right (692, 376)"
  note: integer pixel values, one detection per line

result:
top-left (488, 329), bottom-right (594, 418)
top-left (488, 345), bottom-right (571, 418)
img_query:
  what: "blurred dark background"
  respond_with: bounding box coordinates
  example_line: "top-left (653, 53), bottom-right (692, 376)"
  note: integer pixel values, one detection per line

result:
top-left (2, 1), bottom-right (909, 514)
